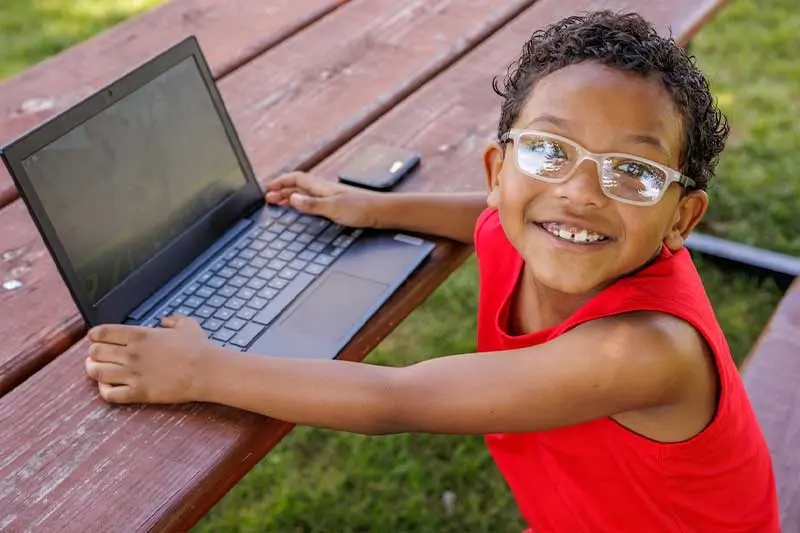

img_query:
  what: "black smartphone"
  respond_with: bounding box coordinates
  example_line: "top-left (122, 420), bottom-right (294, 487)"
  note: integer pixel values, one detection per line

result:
top-left (337, 144), bottom-right (420, 191)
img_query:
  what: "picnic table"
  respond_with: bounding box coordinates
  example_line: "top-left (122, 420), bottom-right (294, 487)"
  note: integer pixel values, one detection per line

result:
top-left (0, 0), bottom-right (797, 531)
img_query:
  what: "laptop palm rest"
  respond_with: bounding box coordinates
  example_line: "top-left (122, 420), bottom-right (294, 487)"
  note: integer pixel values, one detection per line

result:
top-left (247, 232), bottom-right (432, 359)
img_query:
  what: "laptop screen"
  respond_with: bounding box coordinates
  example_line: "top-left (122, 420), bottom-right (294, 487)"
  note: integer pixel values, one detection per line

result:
top-left (19, 57), bottom-right (248, 305)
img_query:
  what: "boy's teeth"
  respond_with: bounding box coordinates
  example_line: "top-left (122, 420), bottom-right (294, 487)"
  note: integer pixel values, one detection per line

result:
top-left (542, 223), bottom-right (607, 244)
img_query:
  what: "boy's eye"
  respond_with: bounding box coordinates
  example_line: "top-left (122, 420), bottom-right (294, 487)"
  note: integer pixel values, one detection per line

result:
top-left (519, 137), bottom-right (570, 175)
top-left (608, 158), bottom-right (667, 199)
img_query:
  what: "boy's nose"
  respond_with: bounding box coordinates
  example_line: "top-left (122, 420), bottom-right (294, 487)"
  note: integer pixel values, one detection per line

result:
top-left (551, 158), bottom-right (608, 208)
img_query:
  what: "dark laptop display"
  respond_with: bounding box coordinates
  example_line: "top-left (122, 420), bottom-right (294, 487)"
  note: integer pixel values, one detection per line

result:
top-left (20, 57), bottom-right (247, 305)
top-left (2, 37), bottom-right (434, 360)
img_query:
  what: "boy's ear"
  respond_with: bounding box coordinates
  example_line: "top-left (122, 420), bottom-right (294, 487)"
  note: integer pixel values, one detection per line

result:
top-left (483, 141), bottom-right (505, 209)
top-left (663, 189), bottom-right (709, 252)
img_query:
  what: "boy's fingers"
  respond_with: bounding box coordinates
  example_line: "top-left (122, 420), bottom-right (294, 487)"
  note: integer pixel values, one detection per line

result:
top-left (88, 324), bottom-right (141, 346)
top-left (289, 192), bottom-right (331, 216)
top-left (162, 315), bottom-right (202, 332)
top-left (265, 171), bottom-right (305, 191)
top-left (85, 359), bottom-right (131, 385)
top-left (98, 382), bottom-right (138, 404)
top-left (88, 342), bottom-right (128, 364)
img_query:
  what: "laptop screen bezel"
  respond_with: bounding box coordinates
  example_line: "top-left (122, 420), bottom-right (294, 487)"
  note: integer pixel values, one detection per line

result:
top-left (0, 36), bottom-right (264, 326)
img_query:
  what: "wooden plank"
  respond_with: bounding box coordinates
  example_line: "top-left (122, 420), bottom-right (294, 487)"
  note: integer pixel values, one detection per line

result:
top-left (0, 0), bottom-right (348, 208)
top-left (0, 0), bottom-right (538, 397)
top-left (0, 1), bottom-right (729, 530)
top-left (742, 278), bottom-right (800, 531)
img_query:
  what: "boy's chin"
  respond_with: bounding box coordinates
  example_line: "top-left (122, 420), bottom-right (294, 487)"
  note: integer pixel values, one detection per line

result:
top-left (528, 262), bottom-right (620, 296)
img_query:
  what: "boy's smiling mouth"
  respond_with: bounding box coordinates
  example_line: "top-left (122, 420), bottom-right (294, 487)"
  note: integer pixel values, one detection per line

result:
top-left (535, 221), bottom-right (611, 244)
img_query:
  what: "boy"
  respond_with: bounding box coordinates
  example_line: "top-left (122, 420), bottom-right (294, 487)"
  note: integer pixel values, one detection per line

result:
top-left (85, 11), bottom-right (779, 531)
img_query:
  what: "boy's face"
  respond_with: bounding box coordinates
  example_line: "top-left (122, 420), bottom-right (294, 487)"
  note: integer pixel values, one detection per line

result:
top-left (484, 62), bottom-right (708, 295)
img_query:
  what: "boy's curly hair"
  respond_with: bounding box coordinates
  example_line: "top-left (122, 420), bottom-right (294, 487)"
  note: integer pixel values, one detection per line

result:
top-left (493, 11), bottom-right (729, 191)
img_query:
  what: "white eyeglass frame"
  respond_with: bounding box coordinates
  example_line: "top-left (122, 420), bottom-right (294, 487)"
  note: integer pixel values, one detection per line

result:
top-left (499, 128), bottom-right (696, 206)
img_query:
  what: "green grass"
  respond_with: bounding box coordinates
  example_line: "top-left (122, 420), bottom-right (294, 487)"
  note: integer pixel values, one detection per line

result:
top-left (0, 0), bottom-right (795, 530)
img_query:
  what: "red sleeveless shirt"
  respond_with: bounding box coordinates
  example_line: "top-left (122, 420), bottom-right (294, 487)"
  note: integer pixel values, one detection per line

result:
top-left (474, 209), bottom-right (779, 532)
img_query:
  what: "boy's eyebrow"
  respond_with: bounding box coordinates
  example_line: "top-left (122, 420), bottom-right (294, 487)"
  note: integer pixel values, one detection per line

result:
top-left (524, 115), bottom-right (671, 159)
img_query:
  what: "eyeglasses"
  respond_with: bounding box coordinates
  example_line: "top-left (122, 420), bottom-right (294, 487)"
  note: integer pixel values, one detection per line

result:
top-left (499, 129), bottom-right (695, 206)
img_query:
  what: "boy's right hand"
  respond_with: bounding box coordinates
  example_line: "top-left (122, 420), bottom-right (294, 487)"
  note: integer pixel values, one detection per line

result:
top-left (265, 171), bottom-right (383, 228)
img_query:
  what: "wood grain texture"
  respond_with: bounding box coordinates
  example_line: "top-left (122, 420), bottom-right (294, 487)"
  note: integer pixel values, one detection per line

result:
top-left (0, 0), bottom-right (347, 208)
top-left (0, 1), bottom-right (731, 530)
top-left (742, 278), bottom-right (800, 531)
top-left (0, 0), bottom-right (537, 397)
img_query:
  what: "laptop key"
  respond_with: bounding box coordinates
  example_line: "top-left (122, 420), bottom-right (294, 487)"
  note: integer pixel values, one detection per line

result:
top-left (208, 296), bottom-right (226, 308)
top-left (207, 276), bottom-right (226, 289)
top-left (198, 271), bottom-right (213, 284)
top-left (253, 272), bottom-right (315, 326)
top-left (195, 306), bottom-right (215, 319)
top-left (289, 259), bottom-right (308, 270)
top-left (229, 276), bottom-right (247, 288)
top-left (267, 259), bottom-right (287, 271)
top-left (279, 268), bottom-right (298, 280)
top-left (250, 256), bottom-right (268, 269)
top-left (217, 267), bottom-right (237, 279)
top-left (196, 286), bottom-right (215, 299)
top-left (229, 258), bottom-right (247, 269)
top-left (260, 231), bottom-right (279, 242)
top-left (249, 240), bottom-right (267, 252)
top-left (225, 318), bottom-right (246, 331)
top-left (217, 285), bottom-right (237, 298)
top-left (224, 297), bottom-right (246, 310)
top-left (236, 288), bottom-right (256, 300)
top-left (298, 250), bottom-right (316, 261)
top-left (305, 263), bottom-right (325, 276)
top-left (278, 250), bottom-right (296, 262)
top-left (169, 294), bottom-right (187, 307)
top-left (203, 318), bottom-right (224, 332)
top-left (257, 287), bottom-right (278, 300)
top-left (259, 248), bottom-right (279, 259)
top-left (268, 278), bottom-right (288, 290)
top-left (246, 278), bottom-right (267, 290)
top-left (240, 266), bottom-right (258, 278)
top-left (306, 219), bottom-right (329, 236)
top-left (287, 241), bottom-right (305, 253)
top-left (279, 211), bottom-right (299, 224)
top-left (238, 249), bottom-right (257, 260)
top-left (246, 297), bottom-right (268, 310)
top-left (175, 306), bottom-right (193, 317)
top-left (237, 307), bottom-right (256, 320)
top-left (212, 328), bottom-right (236, 343)
top-left (229, 323), bottom-right (266, 348)
top-left (185, 283), bottom-right (201, 295)
top-left (297, 233), bottom-right (314, 244)
top-left (314, 254), bottom-right (335, 266)
top-left (258, 268), bottom-right (278, 280)
top-left (184, 296), bottom-right (204, 308)
top-left (308, 241), bottom-right (325, 253)
top-left (214, 308), bottom-right (235, 321)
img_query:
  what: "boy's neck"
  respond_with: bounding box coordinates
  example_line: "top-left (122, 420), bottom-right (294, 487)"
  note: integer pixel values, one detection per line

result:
top-left (511, 265), bottom-right (600, 334)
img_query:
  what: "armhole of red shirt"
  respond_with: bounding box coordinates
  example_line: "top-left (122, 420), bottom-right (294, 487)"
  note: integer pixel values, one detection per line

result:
top-left (473, 208), bottom-right (497, 254)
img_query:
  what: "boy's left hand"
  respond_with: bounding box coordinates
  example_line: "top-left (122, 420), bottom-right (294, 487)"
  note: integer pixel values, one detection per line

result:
top-left (85, 316), bottom-right (215, 405)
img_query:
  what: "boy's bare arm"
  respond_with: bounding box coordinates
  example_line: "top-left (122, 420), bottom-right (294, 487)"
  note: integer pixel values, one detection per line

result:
top-left (372, 191), bottom-right (488, 244)
top-left (86, 311), bottom-right (710, 436)
top-left (264, 171), bottom-right (487, 244)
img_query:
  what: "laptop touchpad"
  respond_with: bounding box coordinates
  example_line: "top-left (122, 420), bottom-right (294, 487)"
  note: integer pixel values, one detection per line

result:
top-left (249, 272), bottom-right (389, 359)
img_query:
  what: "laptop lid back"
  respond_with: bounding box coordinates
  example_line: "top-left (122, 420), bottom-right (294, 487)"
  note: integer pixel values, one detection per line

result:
top-left (1, 37), bottom-right (263, 326)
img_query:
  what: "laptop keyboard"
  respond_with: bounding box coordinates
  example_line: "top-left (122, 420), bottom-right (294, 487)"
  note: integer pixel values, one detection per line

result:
top-left (139, 207), bottom-right (362, 350)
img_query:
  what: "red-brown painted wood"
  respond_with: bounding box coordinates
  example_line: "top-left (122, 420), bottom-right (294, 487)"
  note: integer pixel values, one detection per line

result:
top-left (0, 1), bottom-right (732, 530)
top-left (0, 0), bottom-right (537, 397)
top-left (742, 278), bottom-right (800, 532)
top-left (0, 0), bottom-right (349, 208)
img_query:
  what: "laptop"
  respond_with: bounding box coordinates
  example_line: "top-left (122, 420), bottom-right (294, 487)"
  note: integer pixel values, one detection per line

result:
top-left (1, 37), bottom-right (434, 360)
